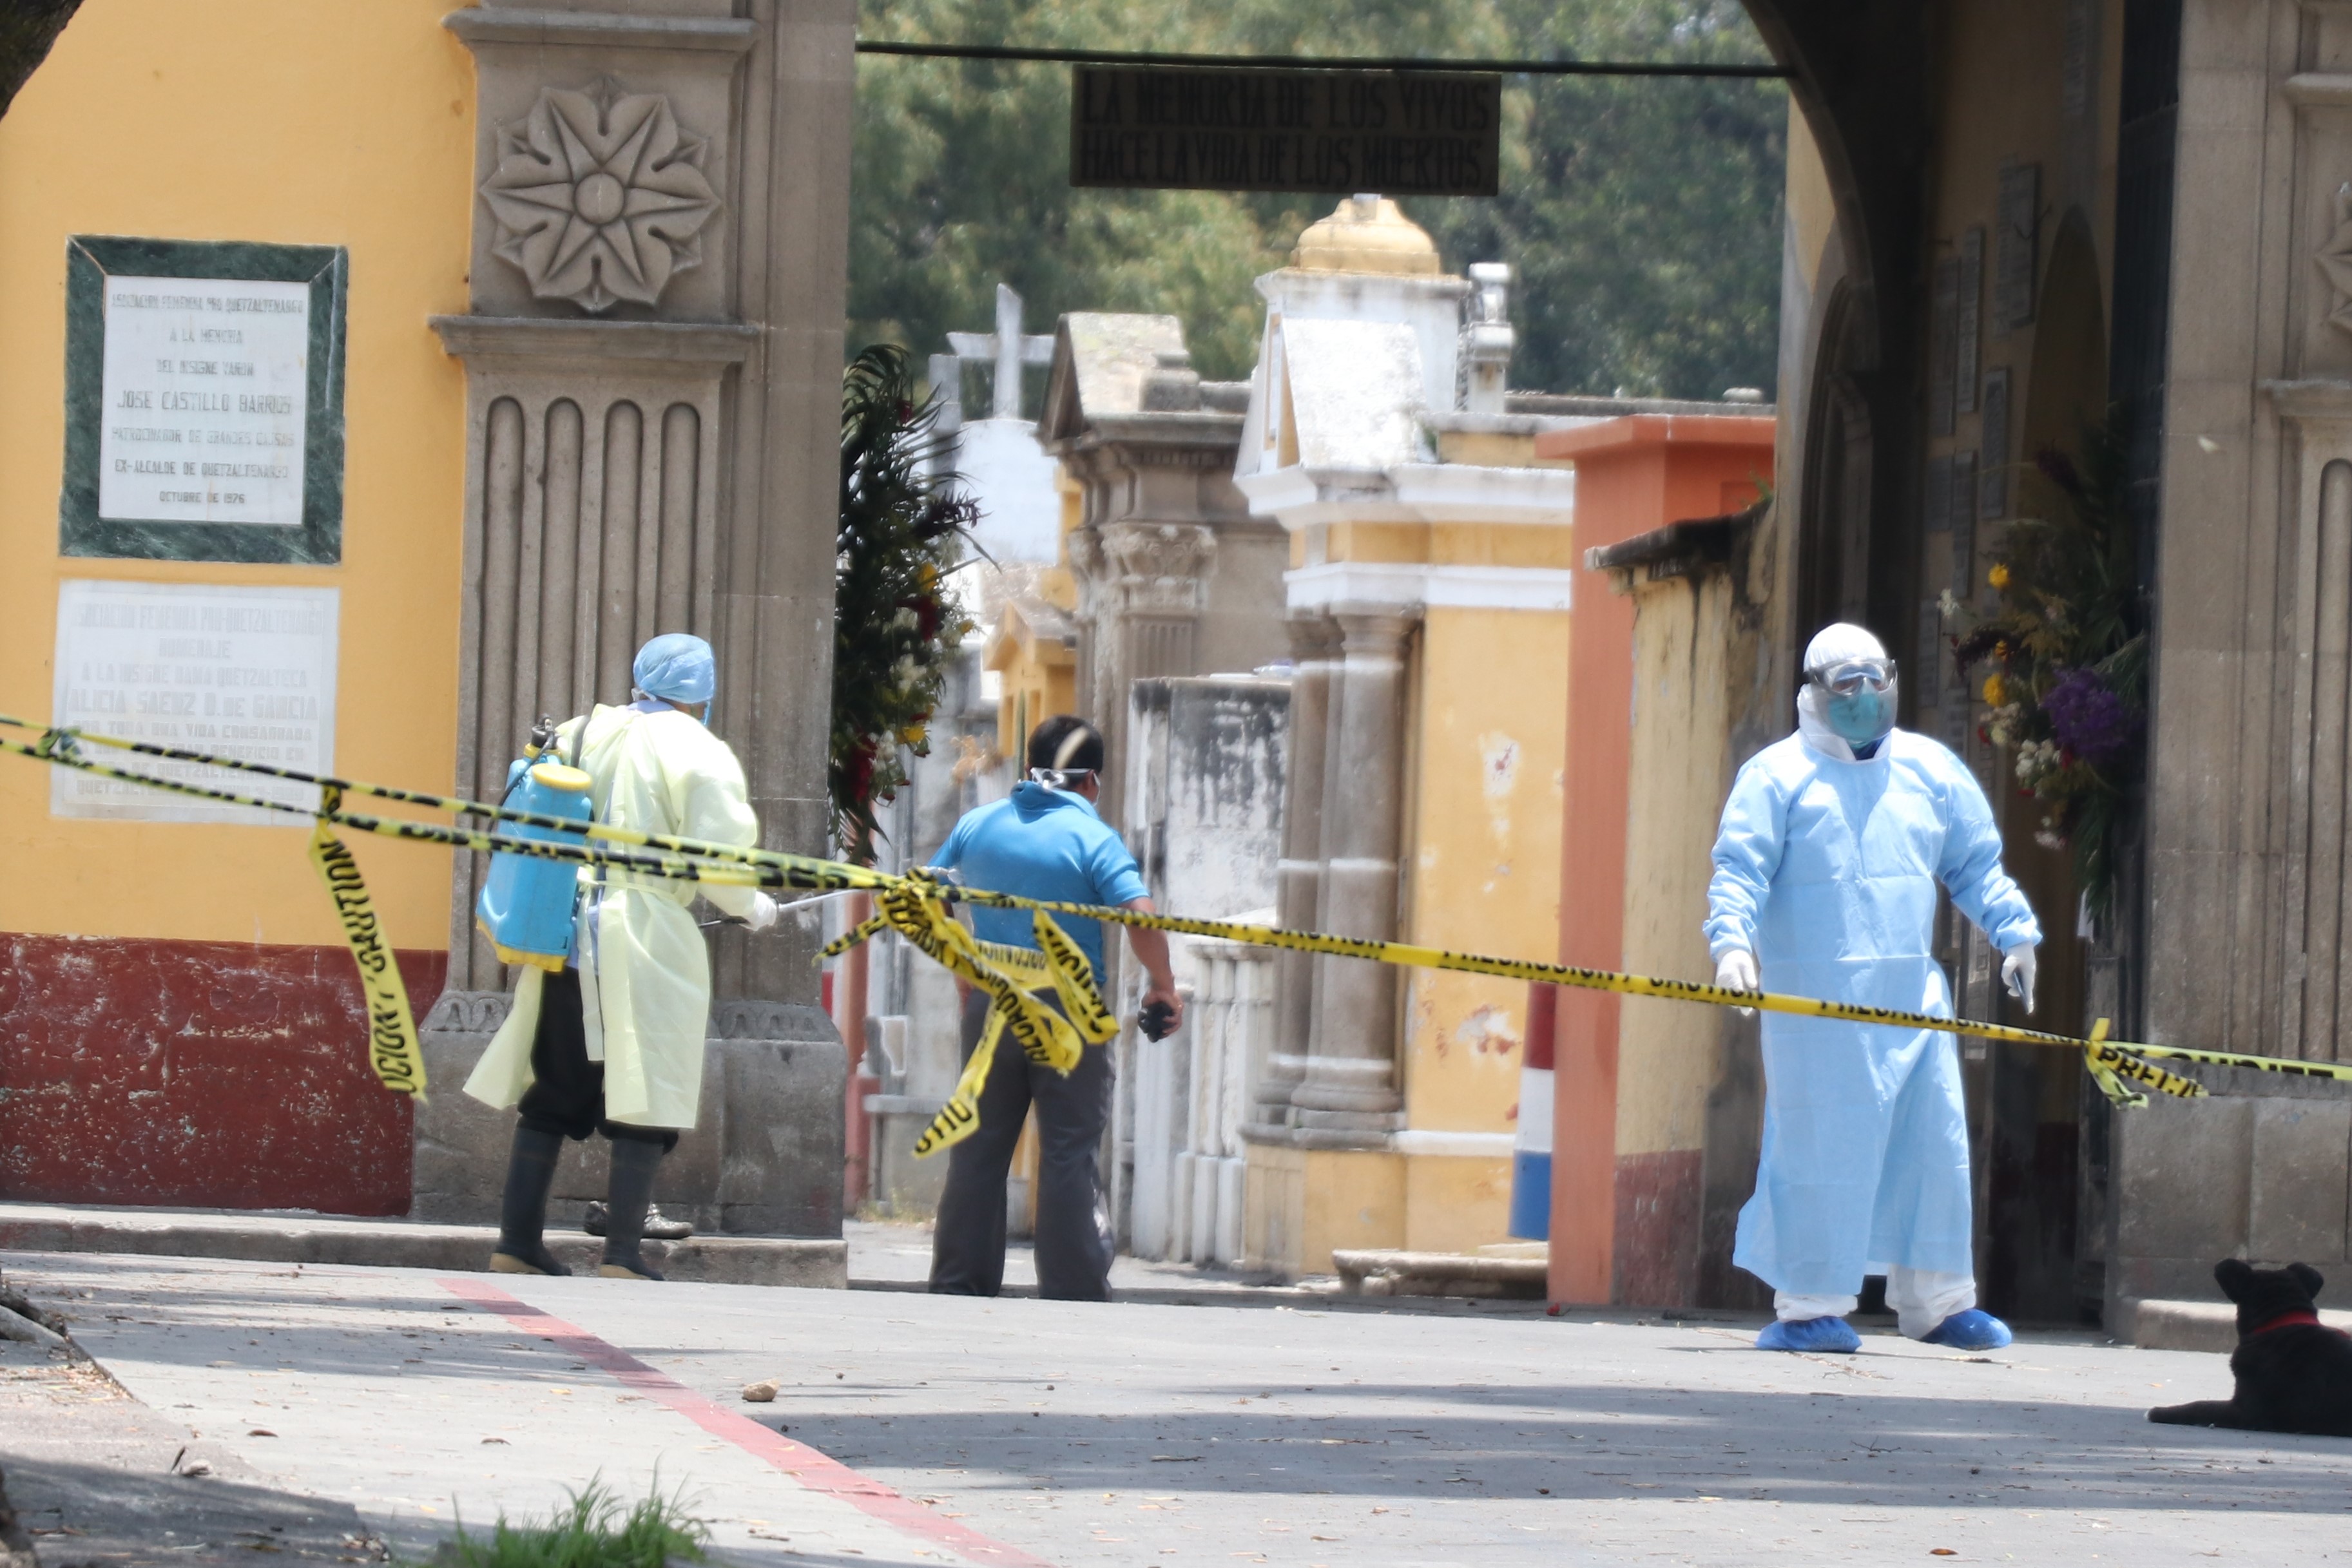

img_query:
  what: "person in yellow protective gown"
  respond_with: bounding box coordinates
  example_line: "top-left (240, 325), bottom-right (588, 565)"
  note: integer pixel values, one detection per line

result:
top-left (465, 633), bottom-right (779, 1279)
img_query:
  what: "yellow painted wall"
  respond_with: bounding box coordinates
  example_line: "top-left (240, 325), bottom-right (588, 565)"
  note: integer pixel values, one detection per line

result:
top-left (1929, 0), bottom-right (2119, 310)
top-left (1401, 604), bottom-right (1570, 1134)
top-left (996, 659), bottom-right (1077, 763)
top-left (1315, 520), bottom-right (1577, 571)
top-left (1917, 0), bottom-right (2122, 517)
top-left (1242, 1142), bottom-right (1405, 1274)
top-left (988, 605), bottom-right (1077, 761)
top-left (1394, 600), bottom-right (1570, 1249)
top-left (1403, 1152), bottom-right (1512, 1254)
top-left (1433, 428), bottom-right (1573, 469)
top-left (0, 1), bottom-right (475, 948)
top-left (1615, 572), bottom-right (1738, 1158)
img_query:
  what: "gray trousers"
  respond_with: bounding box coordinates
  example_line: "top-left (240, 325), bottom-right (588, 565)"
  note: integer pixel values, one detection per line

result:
top-left (929, 989), bottom-right (1115, 1301)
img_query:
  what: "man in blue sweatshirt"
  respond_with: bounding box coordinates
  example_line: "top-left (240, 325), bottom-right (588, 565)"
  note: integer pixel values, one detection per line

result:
top-left (926, 716), bottom-right (1182, 1300)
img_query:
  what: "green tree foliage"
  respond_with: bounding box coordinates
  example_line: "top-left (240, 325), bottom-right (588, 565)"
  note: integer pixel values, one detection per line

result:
top-left (851, 0), bottom-right (1784, 399)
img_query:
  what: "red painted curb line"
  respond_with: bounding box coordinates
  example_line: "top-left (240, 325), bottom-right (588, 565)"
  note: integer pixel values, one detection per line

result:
top-left (438, 1277), bottom-right (1055, 1568)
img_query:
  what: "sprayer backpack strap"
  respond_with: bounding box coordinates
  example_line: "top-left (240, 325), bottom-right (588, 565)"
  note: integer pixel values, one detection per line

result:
top-left (563, 714), bottom-right (608, 904)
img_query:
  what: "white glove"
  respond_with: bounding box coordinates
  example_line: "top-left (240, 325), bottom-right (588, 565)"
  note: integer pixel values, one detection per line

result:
top-left (1715, 948), bottom-right (1759, 1018)
top-left (2001, 944), bottom-right (2037, 1014)
top-left (746, 892), bottom-right (780, 933)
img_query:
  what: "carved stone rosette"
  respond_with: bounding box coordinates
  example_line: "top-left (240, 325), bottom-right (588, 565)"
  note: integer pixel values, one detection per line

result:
top-left (480, 81), bottom-right (721, 314)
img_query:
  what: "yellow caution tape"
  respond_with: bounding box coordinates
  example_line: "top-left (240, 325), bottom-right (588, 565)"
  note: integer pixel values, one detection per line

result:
top-left (16, 715), bottom-right (2347, 1114)
top-left (5, 712), bottom-right (882, 892)
top-left (929, 890), bottom-right (2225, 1100)
top-left (826, 882), bottom-right (1119, 1156)
top-left (905, 932), bottom-right (1119, 1158)
top-left (10, 727), bottom-right (798, 890)
top-left (876, 875), bottom-right (1088, 1075)
top-left (836, 879), bottom-right (2208, 1109)
top-left (306, 790), bottom-right (425, 1098)
top-left (1031, 908), bottom-right (1121, 1044)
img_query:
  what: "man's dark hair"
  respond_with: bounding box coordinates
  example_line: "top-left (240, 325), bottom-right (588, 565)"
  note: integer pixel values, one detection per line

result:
top-left (1027, 715), bottom-right (1104, 775)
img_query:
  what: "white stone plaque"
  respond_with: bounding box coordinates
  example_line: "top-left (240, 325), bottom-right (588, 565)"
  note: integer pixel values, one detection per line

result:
top-left (51, 580), bottom-right (339, 825)
top-left (97, 275), bottom-right (310, 526)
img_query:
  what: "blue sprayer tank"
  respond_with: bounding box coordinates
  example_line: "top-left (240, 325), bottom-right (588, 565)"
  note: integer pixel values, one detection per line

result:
top-left (474, 744), bottom-right (595, 973)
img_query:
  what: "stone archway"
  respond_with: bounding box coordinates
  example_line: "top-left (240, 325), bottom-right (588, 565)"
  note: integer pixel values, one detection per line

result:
top-left (1794, 277), bottom-right (1875, 636)
top-left (1738, 0), bottom-right (1934, 656)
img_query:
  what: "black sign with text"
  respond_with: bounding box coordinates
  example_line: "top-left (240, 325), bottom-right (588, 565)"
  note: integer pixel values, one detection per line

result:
top-left (1070, 66), bottom-right (1502, 196)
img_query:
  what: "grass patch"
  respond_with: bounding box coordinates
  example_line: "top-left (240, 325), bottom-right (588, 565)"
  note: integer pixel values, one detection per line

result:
top-left (432, 1480), bottom-right (709, 1568)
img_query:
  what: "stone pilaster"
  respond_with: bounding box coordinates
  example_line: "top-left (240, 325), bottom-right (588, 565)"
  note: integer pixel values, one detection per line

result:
top-left (414, 0), bottom-right (851, 1235)
top-left (1261, 612), bottom-right (1338, 1123)
top-left (1289, 606), bottom-right (1417, 1127)
top-left (432, 317), bottom-right (755, 988)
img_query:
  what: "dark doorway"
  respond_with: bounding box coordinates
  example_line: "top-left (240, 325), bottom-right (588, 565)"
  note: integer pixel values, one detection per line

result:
top-left (1795, 278), bottom-right (1875, 637)
top-left (1972, 210), bottom-right (2108, 1325)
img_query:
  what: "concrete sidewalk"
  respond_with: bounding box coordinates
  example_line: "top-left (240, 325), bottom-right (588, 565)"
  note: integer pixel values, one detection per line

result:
top-left (0, 1202), bottom-right (1634, 1317)
top-left (7, 1248), bottom-right (2352, 1567)
top-left (0, 1201), bottom-right (844, 1289)
top-left (0, 1337), bottom-right (385, 1567)
top-left (7, 1200), bottom-right (2328, 1348)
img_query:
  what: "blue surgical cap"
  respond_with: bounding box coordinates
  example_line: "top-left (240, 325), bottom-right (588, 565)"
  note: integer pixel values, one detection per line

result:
top-left (632, 633), bottom-right (717, 705)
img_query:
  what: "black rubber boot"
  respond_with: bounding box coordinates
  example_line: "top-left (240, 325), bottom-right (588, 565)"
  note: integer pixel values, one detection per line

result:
top-left (581, 1200), bottom-right (693, 1240)
top-left (490, 1124), bottom-right (570, 1276)
top-left (597, 1136), bottom-right (666, 1280)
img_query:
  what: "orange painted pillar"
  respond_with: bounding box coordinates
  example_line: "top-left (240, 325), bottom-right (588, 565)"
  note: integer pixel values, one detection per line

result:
top-left (1532, 415), bottom-right (1776, 1305)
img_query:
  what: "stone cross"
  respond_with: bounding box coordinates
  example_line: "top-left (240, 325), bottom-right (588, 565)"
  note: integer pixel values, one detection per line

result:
top-left (943, 282), bottom-right (1056, 421)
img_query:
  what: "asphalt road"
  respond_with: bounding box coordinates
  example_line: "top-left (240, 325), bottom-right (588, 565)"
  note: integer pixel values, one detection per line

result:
top-left (6, 1252), bottom-right (2350, 1567)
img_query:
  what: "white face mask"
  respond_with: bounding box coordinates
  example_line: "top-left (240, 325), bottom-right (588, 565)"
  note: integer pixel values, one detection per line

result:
top-left (1027, 767), bottom-right (1095, 792)
top-left (1807, 664), bottom-right (1898, 747)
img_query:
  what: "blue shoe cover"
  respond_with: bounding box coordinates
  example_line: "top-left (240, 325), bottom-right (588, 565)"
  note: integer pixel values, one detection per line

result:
top-left (1755, 1315), bottom-right (1860, 1353)
top-left (1922, 1308), bottom-right (2012, 1350)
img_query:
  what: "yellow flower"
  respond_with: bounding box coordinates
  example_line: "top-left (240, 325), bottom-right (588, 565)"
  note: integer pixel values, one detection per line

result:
top-left (1982, 674), bottom-right (2007, 707)
top-left (1988, 563), bottom-right (2011, 589)
top-left (918, 563), bottom-right (938, 589)
top-left (899, 723), bottom-right (927, 747)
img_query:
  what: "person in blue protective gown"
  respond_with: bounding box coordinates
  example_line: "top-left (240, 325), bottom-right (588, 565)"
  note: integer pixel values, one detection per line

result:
top-left (1705, 622), bottom-right (2040, 1354)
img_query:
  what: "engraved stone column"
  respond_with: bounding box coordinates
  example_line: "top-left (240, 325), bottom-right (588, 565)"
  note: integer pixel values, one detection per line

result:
top-left (1290, 606), bottom-right (1415, 1127)
top-left (1260, 612), bottom-right (1338, 1122)
top-left (413, 0), bottom-right (851, 1239)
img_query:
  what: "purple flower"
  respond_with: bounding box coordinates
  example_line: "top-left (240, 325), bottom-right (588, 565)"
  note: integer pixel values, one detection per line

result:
top-left (2042, 667), bottom-right (2138, 765)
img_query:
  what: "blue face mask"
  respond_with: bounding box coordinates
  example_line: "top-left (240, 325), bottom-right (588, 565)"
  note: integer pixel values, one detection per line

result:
top-left (1825, 686), bottom-right (1893, 747)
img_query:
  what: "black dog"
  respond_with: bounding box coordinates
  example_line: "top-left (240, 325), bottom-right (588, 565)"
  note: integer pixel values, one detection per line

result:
top-left (2148, 1260), bottom-right (2352, 1437)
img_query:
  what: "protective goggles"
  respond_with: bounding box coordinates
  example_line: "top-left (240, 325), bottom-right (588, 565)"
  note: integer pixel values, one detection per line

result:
top-left (1807, 657), bottom-right (1897, 695)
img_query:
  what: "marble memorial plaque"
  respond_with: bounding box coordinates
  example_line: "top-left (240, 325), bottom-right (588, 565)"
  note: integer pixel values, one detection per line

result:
top-left (51, 579), bottom-right (340, 825)
top-left (97, 276), bottom-right (311, 527)
top-left (61, 237), bottom-right (346, 564)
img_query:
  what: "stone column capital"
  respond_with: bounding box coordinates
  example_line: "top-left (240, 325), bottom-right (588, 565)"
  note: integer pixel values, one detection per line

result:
top-left (1332, 605), bottom-right (1419, 653)
top-left (1070, 521), bottom-right (1217, 615)
top-left (1096, 519), bottom-right (1216, 573)
top-left (1285, 610), bottom-right (1343, 659)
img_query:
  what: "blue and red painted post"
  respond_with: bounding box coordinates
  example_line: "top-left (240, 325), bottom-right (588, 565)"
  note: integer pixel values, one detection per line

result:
top-left (1508, 981), bottom-right (1557, 1239)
